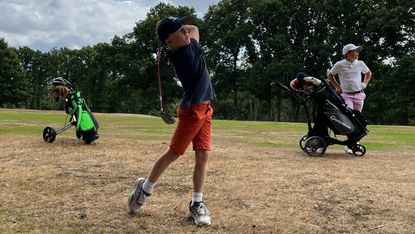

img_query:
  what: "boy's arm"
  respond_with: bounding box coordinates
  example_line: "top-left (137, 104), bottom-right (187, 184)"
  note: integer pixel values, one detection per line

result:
top-left (362, 70), bottom-right (372, 89)
top-left (328, 72), bottom-right (342, 93)
top-left (183, 25), bottom-right (199, 43)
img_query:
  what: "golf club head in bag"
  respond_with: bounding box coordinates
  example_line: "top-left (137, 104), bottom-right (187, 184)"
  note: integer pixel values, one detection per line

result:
top-left (157, 47), bottom-right (175, 125)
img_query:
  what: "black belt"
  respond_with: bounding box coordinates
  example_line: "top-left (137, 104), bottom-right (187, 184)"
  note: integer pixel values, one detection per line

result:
top-left (344, 90), bottom-right (364, 95)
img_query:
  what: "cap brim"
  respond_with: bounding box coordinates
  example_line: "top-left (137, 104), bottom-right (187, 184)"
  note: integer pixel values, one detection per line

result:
top-left (177, 15), bottom-right (192, 25)
top-left (354, 46), bottom-right (363, 51)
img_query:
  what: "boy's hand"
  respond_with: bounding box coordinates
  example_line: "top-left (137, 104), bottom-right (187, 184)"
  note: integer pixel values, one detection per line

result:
top-left (183, 25), bottom-right (199, 43)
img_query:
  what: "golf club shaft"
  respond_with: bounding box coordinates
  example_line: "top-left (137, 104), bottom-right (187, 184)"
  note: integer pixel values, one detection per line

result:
top-left (157, 48), bottom-right (164, 111)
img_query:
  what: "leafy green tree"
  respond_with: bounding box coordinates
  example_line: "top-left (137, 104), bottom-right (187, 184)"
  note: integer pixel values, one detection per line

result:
top-left (94, 36), bottom-right (138, 113)
top-left (18, 47), bottom-right (50, 109)
top-left (248, 0), bottom-right (298, 120)
top-left (5, 0), bottom-right (414, 125)
top-left (0, 38), bottom-right (30, 107)
top-left (204, 0), bottom-right (256, 119)
top-left (370, 55), bottom-right (415, 124)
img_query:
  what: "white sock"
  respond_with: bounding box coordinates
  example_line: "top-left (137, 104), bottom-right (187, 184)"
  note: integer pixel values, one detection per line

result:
top-left (192, 192), bottom-right (203, 204)
top-left (142, 179), bottom-right (155, 195)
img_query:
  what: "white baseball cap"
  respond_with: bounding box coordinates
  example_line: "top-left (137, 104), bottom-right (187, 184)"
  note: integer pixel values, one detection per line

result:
top-left (342, 43), bottom-right (362, 55)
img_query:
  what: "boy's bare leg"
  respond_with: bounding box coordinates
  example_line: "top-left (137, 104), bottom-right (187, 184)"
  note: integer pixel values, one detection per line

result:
top-left (187, 149), bottom-right (211, 226)
top-left (193, 150), bottom-right (210, 193)
top-left (128, 148), bottom-right (180, 214)
top-left (148, 148), bottom-right (181, 183)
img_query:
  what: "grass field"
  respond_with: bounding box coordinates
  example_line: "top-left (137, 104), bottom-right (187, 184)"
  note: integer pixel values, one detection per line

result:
top-left (1, 108), bottom-right (414, 233)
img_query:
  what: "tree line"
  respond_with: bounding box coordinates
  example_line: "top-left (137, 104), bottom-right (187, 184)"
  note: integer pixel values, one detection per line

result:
top-left (1, 0), bottom-right (414, 125)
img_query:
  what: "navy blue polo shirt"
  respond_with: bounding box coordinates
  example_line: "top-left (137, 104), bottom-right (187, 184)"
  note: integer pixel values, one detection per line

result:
top-left (167, 38), bottom-right (215, 107)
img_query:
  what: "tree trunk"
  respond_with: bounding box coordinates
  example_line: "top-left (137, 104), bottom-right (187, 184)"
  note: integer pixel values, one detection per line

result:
top-left (276, 88), bottom-right (282, 122)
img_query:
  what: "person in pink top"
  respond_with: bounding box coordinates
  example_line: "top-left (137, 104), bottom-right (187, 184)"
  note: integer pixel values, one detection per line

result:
top-left (328, 43), bottom-right (372, 153)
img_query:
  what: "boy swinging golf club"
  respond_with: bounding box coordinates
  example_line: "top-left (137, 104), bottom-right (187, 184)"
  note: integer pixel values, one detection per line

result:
top-left (128, 16), bottom-right (216, 226)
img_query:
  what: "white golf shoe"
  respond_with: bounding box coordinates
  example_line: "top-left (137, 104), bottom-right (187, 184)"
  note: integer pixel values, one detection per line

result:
top-left (187, 201), bottom-right (211, 226)
top-left (128, 178), bottom-right (150, 214)
top-left (344, 145), bottom-right (353, 155)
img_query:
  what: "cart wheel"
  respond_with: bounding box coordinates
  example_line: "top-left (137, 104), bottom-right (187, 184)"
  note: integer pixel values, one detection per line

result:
top-left (83, 138), bottom-right (93, 145)
top-left (76, 130), bottom-right (82, 139)
top-left (81, 129), bottom-right (97, 145)
top-left (304, 136), bottom-right (327, 156)
top-left (352, 144), bottom-right (366, 156)
top-left (43, 127), bottom-right (56, 143)
top-left (299, 135), bottom-right (308, 152)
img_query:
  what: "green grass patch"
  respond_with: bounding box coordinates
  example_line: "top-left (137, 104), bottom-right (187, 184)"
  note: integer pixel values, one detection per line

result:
top-left (0, 111), bottom-right (62, 122)
top-left (361, 142), bottom-right (394, 150)
top-left (369, 130), bottom-right (415, 144)
top-left (1, 108), bottom-right (414, 150)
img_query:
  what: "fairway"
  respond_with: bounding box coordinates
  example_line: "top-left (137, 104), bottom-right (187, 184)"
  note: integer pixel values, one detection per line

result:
top-left (1, 108), bottom-right (414, 233)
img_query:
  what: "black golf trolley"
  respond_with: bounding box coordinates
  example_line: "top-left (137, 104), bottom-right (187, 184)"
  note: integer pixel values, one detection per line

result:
top-left (276, 74), bottom-right (368, 156)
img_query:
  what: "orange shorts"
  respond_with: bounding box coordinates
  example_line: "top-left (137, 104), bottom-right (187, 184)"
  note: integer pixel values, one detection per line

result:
top-left (170, 103), bottom-right (213, 155)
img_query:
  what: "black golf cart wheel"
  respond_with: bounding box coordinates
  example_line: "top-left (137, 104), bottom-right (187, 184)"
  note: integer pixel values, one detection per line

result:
top-left (43, 127), bottom-right (57, 143)
top-left (76, 130), bottom-right (82, 139)
top-left (83, 137), bottom-right (93, 145)
top-left (304, 136), bottom-right (327, 156)
top-left (352, 144), bottom-right (366, 156)
top-left (299, 135), bottom-right (308, 152)
top-left (81, 129), bottom-right (97, 145)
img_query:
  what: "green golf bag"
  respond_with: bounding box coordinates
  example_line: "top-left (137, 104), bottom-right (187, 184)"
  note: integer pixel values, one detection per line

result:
top-left (43, 77), bottom-right (99, 144)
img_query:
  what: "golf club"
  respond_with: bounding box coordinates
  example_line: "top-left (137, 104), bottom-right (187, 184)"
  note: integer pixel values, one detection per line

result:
top-left (156, 47), bottom-right (175, 125)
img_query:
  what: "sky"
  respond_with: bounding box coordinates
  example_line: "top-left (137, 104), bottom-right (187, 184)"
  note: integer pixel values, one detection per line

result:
top-left (0, 0), bottom-right (220, 52)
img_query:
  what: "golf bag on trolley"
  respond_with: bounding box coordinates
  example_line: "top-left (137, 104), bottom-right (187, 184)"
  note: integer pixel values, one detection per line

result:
top-left (43, 77), bottom-right (99, 144)
top-left (276, 73), bottom-right (368, 156)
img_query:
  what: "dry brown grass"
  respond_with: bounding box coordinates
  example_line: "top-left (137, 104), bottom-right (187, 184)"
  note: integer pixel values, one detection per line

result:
top-left (0, 109), bottom-right (414, 233)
